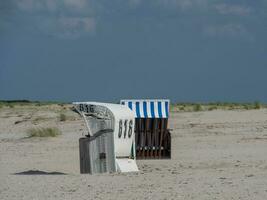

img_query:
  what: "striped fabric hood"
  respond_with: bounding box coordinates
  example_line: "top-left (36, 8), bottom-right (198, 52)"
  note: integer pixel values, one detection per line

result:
top-left (120, 99), bottom-right (170, 118)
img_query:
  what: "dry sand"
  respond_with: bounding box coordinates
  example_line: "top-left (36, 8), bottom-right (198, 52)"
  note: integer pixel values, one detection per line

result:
top-left (1, 106), bottom-right (267, 199)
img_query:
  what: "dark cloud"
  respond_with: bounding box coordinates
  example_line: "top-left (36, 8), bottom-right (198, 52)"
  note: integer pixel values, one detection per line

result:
top-left (0, 0), bottom-right (96, 39)
top-left (1, 0), bottom-right (267, 102)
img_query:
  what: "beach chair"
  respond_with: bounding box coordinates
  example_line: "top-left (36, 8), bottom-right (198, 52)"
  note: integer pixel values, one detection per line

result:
top-left (120, 99), bottom-right (171, 159)
top-left (73, 102), bottom-right (138, 174)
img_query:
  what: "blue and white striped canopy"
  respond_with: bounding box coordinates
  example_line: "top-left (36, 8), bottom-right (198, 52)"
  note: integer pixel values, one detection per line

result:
top-left (120, 99), bottom-right (170, 118)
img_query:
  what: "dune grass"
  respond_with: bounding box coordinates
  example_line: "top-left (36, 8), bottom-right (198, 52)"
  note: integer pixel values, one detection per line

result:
top-left (0, 100), bottom-right (69, 108)
top-left (171, 102), bottom-right (266, 112)
top-left (254, 101), bottom-right (261, 109)
top-left (0, 100), bottom-right (266, 114)
top-left (27, 127), bottom-right (61, 138)
top-left (193, 104), bottom-right (202, 112)
top-left (59, 113), bottom-right (67, 121)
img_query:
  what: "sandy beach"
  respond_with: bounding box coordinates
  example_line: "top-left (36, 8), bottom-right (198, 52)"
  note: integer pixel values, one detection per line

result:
top-left (1, 106), bottom-right (267, 200)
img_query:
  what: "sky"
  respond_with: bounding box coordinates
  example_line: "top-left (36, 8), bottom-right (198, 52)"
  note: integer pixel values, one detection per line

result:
top-left (0, 0), bottom-right (267, 103)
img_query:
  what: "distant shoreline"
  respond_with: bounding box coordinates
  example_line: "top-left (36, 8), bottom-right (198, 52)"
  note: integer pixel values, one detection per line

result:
top-left (0, 100), bottom-right (266, 112)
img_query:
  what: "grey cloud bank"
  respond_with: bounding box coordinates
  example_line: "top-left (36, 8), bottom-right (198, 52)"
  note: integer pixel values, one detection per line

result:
top-left (0, 0), bottom-right (267, 102)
